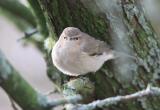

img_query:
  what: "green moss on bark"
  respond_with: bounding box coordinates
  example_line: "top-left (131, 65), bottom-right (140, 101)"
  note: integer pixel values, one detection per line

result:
top-left (0, 51), bottom-right (49, 110)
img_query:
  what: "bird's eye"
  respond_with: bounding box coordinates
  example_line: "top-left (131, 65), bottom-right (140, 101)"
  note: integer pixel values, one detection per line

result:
top-left (64, 37), bottom-right (67, 40)
top-left (75, 37), bottom-right (78, 40)
top-left (69, 37), bottom-right (79, 40)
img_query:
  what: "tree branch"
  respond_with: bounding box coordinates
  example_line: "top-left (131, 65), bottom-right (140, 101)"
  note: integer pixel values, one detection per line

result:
top-left (0, 50), bottom-right (49, 110)
top-left (0, 0), bottom-right (36, 27)
top-left (47, 95), bottom-right (82, 108)
top-left (27, 0), bottom-right (49, 37)
top-left (71, 85), bottom-right (160, 110)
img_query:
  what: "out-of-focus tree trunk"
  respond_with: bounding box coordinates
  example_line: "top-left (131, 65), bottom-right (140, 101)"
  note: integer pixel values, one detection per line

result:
top-left (38, 0), bottom-right (160, 110)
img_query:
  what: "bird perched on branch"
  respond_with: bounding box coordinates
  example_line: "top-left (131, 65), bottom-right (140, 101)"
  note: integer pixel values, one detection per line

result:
top-left (52, 27), bottom-right (135, 76)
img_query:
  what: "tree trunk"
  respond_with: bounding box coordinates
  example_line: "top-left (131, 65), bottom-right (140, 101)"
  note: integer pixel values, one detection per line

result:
top-left (38, 0), bottom-right (160, 110)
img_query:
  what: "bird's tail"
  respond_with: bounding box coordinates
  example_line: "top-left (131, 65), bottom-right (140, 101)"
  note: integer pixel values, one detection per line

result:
top-left (106, 50), bottom-right (137, 61)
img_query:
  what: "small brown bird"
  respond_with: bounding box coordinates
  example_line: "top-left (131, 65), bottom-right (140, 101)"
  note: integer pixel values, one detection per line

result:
top-left (52, 27), bottom-right (134, 76)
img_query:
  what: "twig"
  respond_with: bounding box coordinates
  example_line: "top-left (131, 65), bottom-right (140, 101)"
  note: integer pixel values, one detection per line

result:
top-left (45, 90), bottom-right (57, 96)
top-left (44, 88), bottom-right (60, 96)
top-left (8, 96), bottom-right (19, 110)
top-left (71, 85), bottom-right (160, 110)
top-left (47, 95), bottom-right (82, 108)
top-left (24, 29), bottom-right (38, 37)
top-left (17, 29), bottom-right (38, 41)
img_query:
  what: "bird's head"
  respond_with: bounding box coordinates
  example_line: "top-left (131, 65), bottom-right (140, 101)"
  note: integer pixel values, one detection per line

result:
top-left (59, 27), bottom-right (84, 45)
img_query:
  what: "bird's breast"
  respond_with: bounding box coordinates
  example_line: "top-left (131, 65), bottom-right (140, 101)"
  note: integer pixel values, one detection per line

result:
top-left (52, 43), bottom-right (106, 76)
top-left (52, 43), bottom-right (84, 75)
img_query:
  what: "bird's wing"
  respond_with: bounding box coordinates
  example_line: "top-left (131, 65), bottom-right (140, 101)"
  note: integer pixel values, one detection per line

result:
top-left (80, 33), bottom-right (110, 56)
top-left (79, 33), bottom-right (137, 61)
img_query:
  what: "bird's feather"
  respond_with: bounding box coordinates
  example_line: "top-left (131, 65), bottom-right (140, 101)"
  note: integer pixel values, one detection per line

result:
top-left (79, 33), bottom-right (111, 56)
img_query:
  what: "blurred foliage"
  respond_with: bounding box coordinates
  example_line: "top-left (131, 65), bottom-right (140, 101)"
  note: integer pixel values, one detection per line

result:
top-left (0, 0), bottom-right (36, 31)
